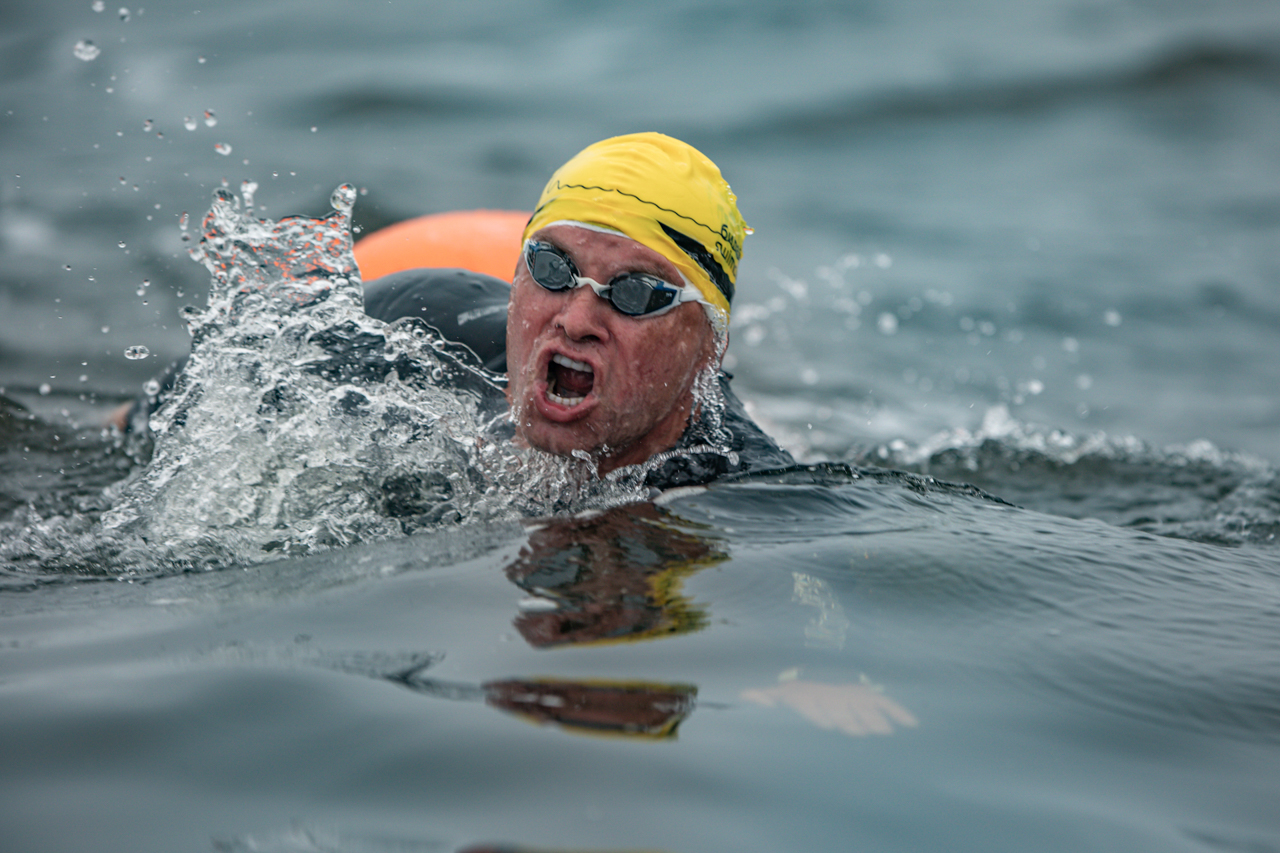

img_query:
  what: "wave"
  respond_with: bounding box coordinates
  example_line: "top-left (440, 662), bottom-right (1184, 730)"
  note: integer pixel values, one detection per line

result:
top-left (856, 405), bottom-right (1280, 547)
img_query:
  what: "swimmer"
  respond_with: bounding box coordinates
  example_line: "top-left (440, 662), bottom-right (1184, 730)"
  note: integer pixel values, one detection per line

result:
top-left (370, 132), bottom-right (793, 482)
top-left (116, 133), bottom-right (795, 485)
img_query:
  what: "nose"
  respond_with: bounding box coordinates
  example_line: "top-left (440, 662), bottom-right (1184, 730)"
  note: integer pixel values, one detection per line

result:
top-left (555, 283), bottom-right (610, 343)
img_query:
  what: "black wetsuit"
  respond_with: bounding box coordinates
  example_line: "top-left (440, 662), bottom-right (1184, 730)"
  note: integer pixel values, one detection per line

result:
top-left (365, 268), bottom-right (795, 489)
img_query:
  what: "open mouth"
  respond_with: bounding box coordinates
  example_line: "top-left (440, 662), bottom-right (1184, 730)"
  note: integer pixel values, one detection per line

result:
top-left (546, 353), bottom-right (595, 407)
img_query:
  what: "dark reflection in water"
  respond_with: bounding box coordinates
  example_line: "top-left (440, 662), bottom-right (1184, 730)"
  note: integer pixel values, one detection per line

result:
top-left (504, 503), bottom-right (724, 648)
top-left (389, 663), bottom-right (698, 741)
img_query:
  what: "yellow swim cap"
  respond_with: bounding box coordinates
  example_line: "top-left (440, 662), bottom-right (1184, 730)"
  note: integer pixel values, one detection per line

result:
top-left (522, 133), bottom-right (748, 324)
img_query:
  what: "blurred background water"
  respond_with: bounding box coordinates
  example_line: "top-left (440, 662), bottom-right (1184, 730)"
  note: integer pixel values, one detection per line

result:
top-left (3, 2), bottom-right (1280, 852)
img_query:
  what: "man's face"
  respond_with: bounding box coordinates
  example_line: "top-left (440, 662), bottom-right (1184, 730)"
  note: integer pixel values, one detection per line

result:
top-left (506, 224), bottom-right (718, 474)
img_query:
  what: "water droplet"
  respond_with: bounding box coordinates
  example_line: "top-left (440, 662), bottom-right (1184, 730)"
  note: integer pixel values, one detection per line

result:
top-left (64, 264), bottom-right (72, 271)
top-left (79, 375), bottom-right (89, 383)
top-left (92, 0), bottom-right (105, 10)
top-left (329, 183), bottom-right (357, 213)
top-left (117, 240), bottom-right (127, 249)
top-left (39, 383), bottom-right (51, 395)
top-left (211, 187), bottom-right (236, 210)
top-left (197, 55), bottom-right (206, 64)
top-left (118, 7), bottom-right (130, 22)
top-left (73, 40), bottom-right (101, 61)
top-left (101, 325), bottom-right (110, 333)
top-left (877, 312), bottom-right (899, 335)
top-left (143, 119), bottom-right (154, 132)
top-left (310, 126), bottom-right (318, 133)
top-left (183, 116), bottom-right (197, 131)
top-left (124, 345), bottom-right (150, 360)
top-left (178, 211), bottom-right (189, 231)
top-left (240, 180), bottom-right (258, 208)
top-left (214, 142), bottom-right (232, 156)
top-left (143, 378), bottom-right (160, 396)
top-left (1103, 309), bottom-right (1122, 327)
top-left (203, 109), bottom-right (217, 127)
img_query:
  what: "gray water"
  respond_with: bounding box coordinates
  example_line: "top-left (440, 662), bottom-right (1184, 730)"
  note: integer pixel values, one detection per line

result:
top-left (2, 1), bottom-right (1280, 851)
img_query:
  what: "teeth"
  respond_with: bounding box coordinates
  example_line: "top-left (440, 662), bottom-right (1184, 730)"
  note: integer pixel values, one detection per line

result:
top-left (547, 390), bottom-right (584, 407)
top-left (552, 353), bottom-right (593, 373)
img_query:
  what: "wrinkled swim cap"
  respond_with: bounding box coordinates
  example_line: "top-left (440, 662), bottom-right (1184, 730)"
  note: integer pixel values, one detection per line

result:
top-left (522, 132), bottom-right (749, 325)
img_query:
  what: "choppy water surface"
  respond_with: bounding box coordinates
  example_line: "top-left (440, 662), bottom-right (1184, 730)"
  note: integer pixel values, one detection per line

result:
top-left (3, 1), bottom-right (1280, 851)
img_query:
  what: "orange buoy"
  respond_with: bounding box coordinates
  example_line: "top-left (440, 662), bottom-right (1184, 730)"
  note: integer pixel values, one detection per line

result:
top-left (353, 209), bottom-right (530, 282)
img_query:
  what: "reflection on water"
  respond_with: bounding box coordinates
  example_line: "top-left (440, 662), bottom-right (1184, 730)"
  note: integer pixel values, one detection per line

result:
top-left (389, 667), bottom-right (699, 742)
top-left (376, 504), bottom-right (716, 739)
top-left (328, 502), bottom-right (915, 743)
top-left (505, 504), bottom-right (722, 648)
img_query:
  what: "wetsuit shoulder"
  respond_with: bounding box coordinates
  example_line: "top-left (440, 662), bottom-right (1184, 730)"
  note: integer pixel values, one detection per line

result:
top-left (363, 268), bottom-right (510, 373)
top-left (643, 372), bottom-right (796, 491)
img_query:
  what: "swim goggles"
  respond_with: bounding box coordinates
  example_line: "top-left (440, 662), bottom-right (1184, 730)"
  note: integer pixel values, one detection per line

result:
top-left (523, 240), bottom-right (710, 318)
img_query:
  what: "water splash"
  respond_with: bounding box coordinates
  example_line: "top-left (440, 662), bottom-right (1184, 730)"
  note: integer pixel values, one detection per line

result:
top-left (73, 40), bottom-right (100, 62)
top-left (73, 184), bottom-right (646, 573)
